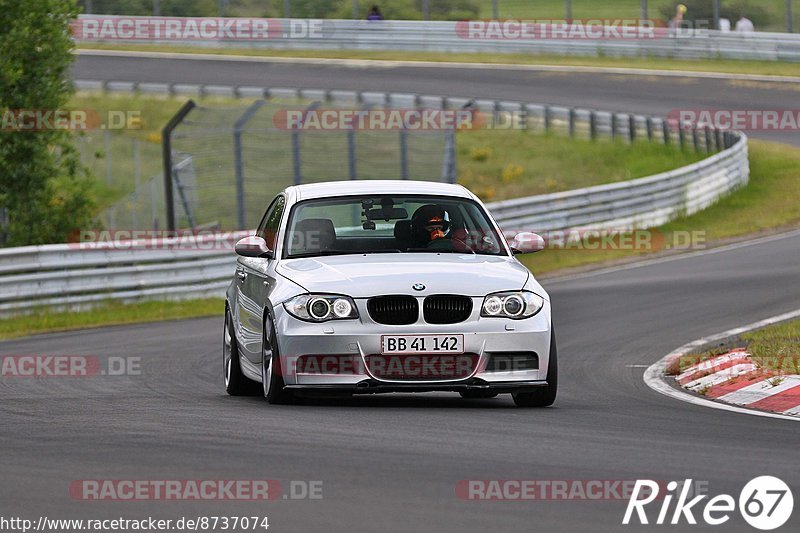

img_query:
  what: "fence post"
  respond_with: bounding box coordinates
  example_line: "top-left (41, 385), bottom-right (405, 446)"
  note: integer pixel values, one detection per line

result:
top-left (162, 99), bottom-right (196, 231)
top-left (150, 177), bottom-right (158, 230)
top-left (611, 113), bottom-right (618, 139)
top-left (646, 117), bottom-right (654, 141)
top-left (692, 126), bottom-right (700, 151)
top-left (233, 100), bottom-right (265, 229)
top-left (172, 161), bottom-right (196, 229)
top-left (441, 129), bottom-right (457, 183)
top-left (678, 122), bottom-right (686, 149)
top-left (715, 129), bottom-right (723, 152)
top-left (662, 120), bottom-right (670, 145)
top-left (104, 130), bottom-right (115, 228)
top-left (628, 115), bottom-right (636, 142)
top-left (544, 105), bottom-right (551, 132)
top-left (704, 126), bottom-right (712, 152)
top-left (348, 127), bottom-right (358, 180)
top-left (292, 102), bottom-right (321, 185)
top-left (133, 138), bottom-right (140, 229)
top-left (589, 111), bottom-right (597, 140)
top-left (519, 105), bottom-right (529, 131)
top-left (399, 128), bottom-right (409, 179)
top-left (569, 108), bottom-right (576, 137)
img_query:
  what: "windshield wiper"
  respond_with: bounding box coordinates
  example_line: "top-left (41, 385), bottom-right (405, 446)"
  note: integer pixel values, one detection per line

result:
top-left (288, 249), bottom-right (402, 258)
top-left (287, 249), bottom-right (354, 258)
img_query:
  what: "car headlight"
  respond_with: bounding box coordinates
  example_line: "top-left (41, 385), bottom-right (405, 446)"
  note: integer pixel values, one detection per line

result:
top-left (481, 291), bottom-right (544, 319)
top-left (283, 294), bottom-right (359, 322)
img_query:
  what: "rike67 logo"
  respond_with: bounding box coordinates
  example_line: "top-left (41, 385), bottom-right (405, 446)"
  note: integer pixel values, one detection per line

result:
top-left (623, 476), bottom-right (793, 530)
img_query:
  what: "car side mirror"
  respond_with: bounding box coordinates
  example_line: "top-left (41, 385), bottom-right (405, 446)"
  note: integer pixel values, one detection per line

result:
top-left (509, 232), bottom-right (545, 254)
top-left (235, 236), bottom-right (273, 258)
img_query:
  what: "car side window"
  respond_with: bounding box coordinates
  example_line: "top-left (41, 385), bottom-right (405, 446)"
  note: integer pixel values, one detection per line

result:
top-left (257, 195), bottom-right (286, 251)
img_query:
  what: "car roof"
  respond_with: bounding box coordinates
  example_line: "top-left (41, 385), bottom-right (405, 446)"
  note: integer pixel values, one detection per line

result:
top-left (286, 180), bottom-right (475, 202)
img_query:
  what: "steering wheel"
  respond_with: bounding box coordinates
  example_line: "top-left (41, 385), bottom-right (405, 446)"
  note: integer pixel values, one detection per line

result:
top-left (425, 237), bottom-right (475, 254)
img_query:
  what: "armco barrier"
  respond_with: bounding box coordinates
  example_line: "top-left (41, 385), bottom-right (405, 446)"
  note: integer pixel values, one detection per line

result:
top-left (73, 16), bottom-right (800, 62)
top-left (0, 232), bottom-right (248, 315)
top-left (0, 87), bottom-right (748, 315)
top-left (490, 132), bottom-right (748, 232)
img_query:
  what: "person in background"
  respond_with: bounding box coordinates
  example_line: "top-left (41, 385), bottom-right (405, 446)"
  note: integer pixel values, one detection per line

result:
top-left (735, 14), bottom-right (755, 33)
top-left (718, 17), bottom-right (731, 32)
top-left (366, 5), bottom-right (384, 21)
top-left (669, 3), bottom-right (687, 30)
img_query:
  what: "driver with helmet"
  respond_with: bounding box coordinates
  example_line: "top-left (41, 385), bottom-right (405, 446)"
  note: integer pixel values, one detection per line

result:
top-left (410, 204), bottom-right (470, 251)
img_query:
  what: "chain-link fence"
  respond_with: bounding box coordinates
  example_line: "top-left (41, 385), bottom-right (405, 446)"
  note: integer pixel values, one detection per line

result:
top-left (76, 130), bottom-right (164, 230)
top-left (97, 97), bottom-right (455, 231)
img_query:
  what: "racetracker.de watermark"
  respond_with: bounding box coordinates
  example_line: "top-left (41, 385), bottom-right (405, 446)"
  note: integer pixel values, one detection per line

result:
top-left (69, 480), bottom-right (323, 501)
top-left (68, 229), bottom-right (708, 253)
top-left (668, 109), bottom-right (800, 132)
top-left (68, 230), bottom-right (249, 251)
top-left (455, 19), bottom-right (667, 40)
top-left (0, 355), bottom-right (140, 377)
top-left (456, 479), bottom-right (708, 501)
top-left (273, 108), bottom-right (476, 131)
top-left (71, 16), bottom-right (330, 41)
top-left (510, 229), bottom-right (706, 252)
top-left (1, 110), bottom-right (141, 131)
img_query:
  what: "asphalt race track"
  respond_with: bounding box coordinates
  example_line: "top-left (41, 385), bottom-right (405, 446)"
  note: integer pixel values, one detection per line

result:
top-left (1, 53), bottom-right (798, 532)
top-left (73, 51), bottom-right (800, 146)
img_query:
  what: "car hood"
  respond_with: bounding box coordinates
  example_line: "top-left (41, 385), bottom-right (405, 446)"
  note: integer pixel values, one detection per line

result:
top-left (276, 253), bottom-right (530, 298)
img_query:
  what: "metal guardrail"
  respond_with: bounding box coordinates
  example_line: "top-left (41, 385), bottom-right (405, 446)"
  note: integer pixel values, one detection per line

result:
top-left (490, 133), bottom-right (748, 232)
top-left (0, 86), bottom-right (748, 315)
top-left (0, 232), bottom-right (247, 315)
top-left (74, 16), bottom-right (800, 62)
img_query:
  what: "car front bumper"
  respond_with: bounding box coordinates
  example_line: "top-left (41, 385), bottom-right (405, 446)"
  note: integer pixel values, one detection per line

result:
top-left (272, 298), bottom-right (552, 392)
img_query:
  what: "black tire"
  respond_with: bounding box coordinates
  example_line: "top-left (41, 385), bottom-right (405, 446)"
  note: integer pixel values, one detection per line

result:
top-left (459, 390), bottom-right (498, 399)
top-left (262, 314), bottom-right (295, 405)
top-left (223, 309), bottom-right (259, 396)
top-left (512, 327), bottom-right (558, 408)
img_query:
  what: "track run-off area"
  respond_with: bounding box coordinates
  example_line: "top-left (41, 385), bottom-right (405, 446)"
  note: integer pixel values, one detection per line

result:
top-left (1, 52), bottom-right (798, 532)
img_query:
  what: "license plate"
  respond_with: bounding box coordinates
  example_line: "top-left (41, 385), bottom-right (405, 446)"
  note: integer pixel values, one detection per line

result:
top-left (380, 334), bottom-right (464, 355)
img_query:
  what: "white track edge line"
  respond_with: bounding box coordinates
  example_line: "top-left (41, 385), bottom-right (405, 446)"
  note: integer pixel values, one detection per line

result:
top-left (545, 228), bottom-right (800, 284)
top-left (643, 308), bottom-right (800, 422)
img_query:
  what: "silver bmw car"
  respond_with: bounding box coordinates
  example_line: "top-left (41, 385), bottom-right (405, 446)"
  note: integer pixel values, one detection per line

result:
top-left (224, 180), bottom-right (556, 407)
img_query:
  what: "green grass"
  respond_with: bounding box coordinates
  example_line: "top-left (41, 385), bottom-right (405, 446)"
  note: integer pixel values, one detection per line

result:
top-left (78, 44), bottom-right (800, 78)
top-left (742, 319), bottom-right (800, 374)
top-left (668, 318), bottom-right (800, 375)
top-left (457, 130), bottom-right (704, 201)
top-left (0, 298), bottom-right (223, 341)
top-left (521, 139), bottom-right (800, 274)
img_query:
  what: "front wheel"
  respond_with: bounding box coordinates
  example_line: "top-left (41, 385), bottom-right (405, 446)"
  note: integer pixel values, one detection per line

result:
top-left (512, 327), bottom-right (558, 408)
top-left (262, 314), bottom-right (295, 405)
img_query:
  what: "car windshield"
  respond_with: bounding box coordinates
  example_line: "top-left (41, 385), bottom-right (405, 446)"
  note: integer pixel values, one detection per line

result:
top-left (284, 195), bottom-right (506, 258)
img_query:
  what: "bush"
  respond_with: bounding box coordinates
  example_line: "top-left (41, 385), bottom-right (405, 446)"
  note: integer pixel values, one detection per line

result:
top-left (0, 0), bottom-right (97, 246)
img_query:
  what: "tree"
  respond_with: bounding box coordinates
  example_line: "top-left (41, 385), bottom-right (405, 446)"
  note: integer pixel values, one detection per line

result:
top-left (0, 0), bottom-right (96, 246)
